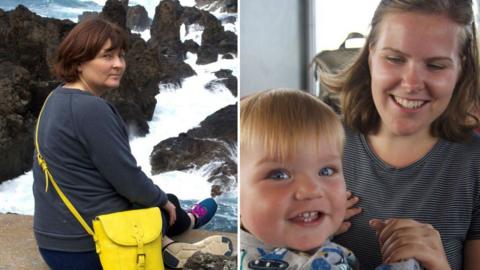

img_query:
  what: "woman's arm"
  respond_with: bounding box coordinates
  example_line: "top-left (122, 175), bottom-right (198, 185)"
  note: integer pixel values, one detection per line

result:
top-left (464, 240), bottom-right (480, 270)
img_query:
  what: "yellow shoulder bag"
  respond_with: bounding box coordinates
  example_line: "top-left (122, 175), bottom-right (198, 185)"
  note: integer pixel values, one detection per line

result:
top-left (35, 92), bottom-right (164, 270)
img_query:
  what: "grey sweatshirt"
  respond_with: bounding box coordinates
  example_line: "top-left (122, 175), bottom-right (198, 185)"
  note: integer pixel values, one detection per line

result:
top-left (32, 87), bottom-right (167, 252)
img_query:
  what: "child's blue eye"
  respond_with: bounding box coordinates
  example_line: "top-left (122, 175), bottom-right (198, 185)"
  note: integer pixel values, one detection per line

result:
top-left (319, 167), bottom-right (335, 176)
top-left (267, 169), bottom-right (290, 181)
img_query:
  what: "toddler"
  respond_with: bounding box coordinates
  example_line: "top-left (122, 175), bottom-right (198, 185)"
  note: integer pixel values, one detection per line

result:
top-left (240, 89), bottom-right (422, 270)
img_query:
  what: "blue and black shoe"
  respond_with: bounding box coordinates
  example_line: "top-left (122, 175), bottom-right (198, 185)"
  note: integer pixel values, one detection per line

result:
top-left (189, 198), bottom-right (217, 229)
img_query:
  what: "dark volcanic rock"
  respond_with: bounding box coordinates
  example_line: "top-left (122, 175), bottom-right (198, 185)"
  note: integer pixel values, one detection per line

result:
top-left (184, 251), bottom-right (237, 270)
top-left (149, 0), bottom-right (197, 84)
top-left (213, 69), bottom-right (232, 78)
top-left (181, 6), bottom-right (203, 25)
top-left (0, 5), bottom-right (75, 81)
top-left (0, 6), bottom-right (73, 183)
top-left (150, 133), bottom-right (232, 174)
top-left (0, 62), bottom-right (35, 183)
top-left (195, 0), bottom-right (238, 13)
top-left (100, 0), bottom-right (127, 29)
top-left (184, 39), bottom-right (200, 53)
top-left (127, 5), bottom-right (151, 31)
top-left (150, 0), bottom-right (185, 60)
top-left (205, 70), bottom-right (237, 97)
top-left (153, 4), bottom-right (237, 66)
top-left (218, 30), bottom-right (237, 54)
top-left (187, 104), bottom-right (236, 144)
top-left (195, 10), bottom-right (237, 63)
top-left (78, 11), bottom-right (99, 22)
top-left (196, 44), bottom-right (218, 65)
top-left (222, 53), bottom-right (234, 59)
top-left (150, 104), bottom-right (237, 196)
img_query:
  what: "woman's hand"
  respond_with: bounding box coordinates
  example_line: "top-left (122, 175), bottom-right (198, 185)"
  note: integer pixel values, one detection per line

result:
top-left (335, 191), bottom-right (362, 235)
top-left (163, 200), bottom-right (177, 226)
top-left (370, 218), bottom-right (451, 270)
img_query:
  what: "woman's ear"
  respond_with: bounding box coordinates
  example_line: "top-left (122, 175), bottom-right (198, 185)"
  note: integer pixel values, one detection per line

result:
top-left (77, 64), bottom-right (82, 73)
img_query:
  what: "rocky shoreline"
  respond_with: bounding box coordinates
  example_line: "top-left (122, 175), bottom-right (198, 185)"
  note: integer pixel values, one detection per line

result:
top-left (0, 0), bottom-right (238, 196)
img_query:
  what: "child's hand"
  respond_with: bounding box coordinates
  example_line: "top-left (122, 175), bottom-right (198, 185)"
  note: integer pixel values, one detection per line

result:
top-left (335, 191), bottom-right (362, 236)
top-left (369, 218), bottom-right (451, 270)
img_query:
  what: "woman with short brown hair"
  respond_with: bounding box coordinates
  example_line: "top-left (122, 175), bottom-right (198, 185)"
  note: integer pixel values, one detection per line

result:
top-left (33, 18), bottom-right (228, 269)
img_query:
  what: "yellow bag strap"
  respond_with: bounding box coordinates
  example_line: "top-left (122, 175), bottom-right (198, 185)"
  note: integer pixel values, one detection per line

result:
top-left (35, 92), bottom-right (96, 238)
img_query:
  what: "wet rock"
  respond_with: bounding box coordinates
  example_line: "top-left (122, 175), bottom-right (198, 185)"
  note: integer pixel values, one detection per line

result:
top-left (187, 104), bottom-right (237, 144)
top-left (0, 6), bottom-right (73, 183)
top-left (213, 69), bottom-right (232, 78)
top-left (150, 133), bottom-right (232, 174)
top-left (199, 11), bottom-right (222, 46)
top-left (210, 184), bottom-right (222, 197)
top-left (221, 53), bottom-right (234, 60)
top-left (150, 0), bottom-right (185, 61)
top-left (205, 70), bottom-right (237, 97)
top-left (218, 30), bottom-right (237, 54)
top-left (150, 104), bottom-right (237, 195)
top-left (149, 0), bottom-right (196, 84)
top-left (179, 7), bottom-right (237, 64)
top-left (0, 5), bottom-right (74, 81)
top-left (120, 0), bottom-right (129, 10)
top-left (101, 0), bottom-right (127, 30)
top-left (207, 160), bottom-right (237, 194)
top-left (182, 6), bottom-right (203, 26)
top-left (195, 0), bottom-right (238, 13)
top-left (127, 5), bottom-right (151, 31)
top-left (78, 11), bottom-right (99, 22)
top-left (0, 62), bottom-right (35, 183)
top-left (184, 251), bottom-right (237, 270)
top-left (184, 39), bottom-right (200, 53)
top-left (197, 44), bottom-right (218, 64)
top-left (197, 10), bottom-right (237, 62)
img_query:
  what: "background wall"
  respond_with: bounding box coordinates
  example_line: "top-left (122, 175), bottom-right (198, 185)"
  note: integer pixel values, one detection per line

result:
top-left (239, 0), bottom-right (313, 97)
top-left (240, 0), bottom-right (480, 98)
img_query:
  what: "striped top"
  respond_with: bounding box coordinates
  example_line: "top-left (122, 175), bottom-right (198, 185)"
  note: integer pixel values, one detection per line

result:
top-left (334, 128), bottom-right (480, 270)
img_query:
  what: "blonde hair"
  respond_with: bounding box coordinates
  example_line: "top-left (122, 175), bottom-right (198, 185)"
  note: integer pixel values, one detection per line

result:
top-left (240, 89), bottom-right (344, 162)
top-left (321, 0), bottom-right (480, 142)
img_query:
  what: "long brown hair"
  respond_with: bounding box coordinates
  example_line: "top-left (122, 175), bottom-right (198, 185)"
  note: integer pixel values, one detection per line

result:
top-left (321, 0), bottom-right (480, 142)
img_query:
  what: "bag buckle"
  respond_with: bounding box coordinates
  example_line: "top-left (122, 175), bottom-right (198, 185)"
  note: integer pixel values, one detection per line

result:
top-left (137, 253), bottom-right (146, 269)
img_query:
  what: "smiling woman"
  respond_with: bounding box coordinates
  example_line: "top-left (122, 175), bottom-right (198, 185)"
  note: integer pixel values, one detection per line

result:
top-left (368, 12), bottom-right (463, 164)
top-left (318, 0), bottom-right (480, 269)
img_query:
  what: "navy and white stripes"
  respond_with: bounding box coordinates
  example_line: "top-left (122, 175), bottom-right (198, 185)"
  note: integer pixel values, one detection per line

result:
top-left (334, 128), bottom-right (480, 270)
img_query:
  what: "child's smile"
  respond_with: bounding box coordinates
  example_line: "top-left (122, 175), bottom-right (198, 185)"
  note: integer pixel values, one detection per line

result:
top-left (241, 135), bottom-right (347, 251)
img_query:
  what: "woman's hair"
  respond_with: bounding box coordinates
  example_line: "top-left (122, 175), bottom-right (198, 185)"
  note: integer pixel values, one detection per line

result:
top-left (240, 89), bottom-right (345, 162)
top-left (321, 0), bottom-right (480, 141)
top-left (53, 18), bottom-right (127, 83)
